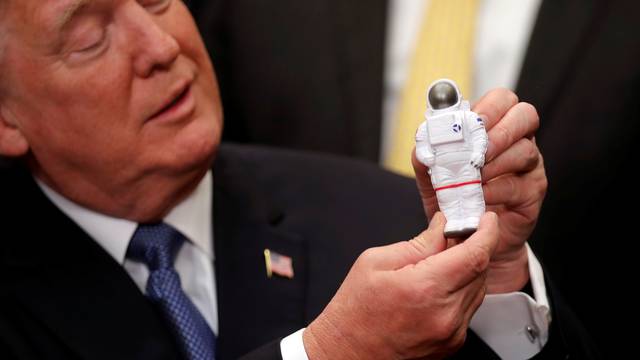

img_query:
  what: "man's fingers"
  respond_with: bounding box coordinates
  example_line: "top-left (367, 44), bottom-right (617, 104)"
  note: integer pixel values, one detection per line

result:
top-left (472, 88), bottom-right (519, 130)
top-left (483, 163), bottom-right (546, 207)
top-left (481, 138), bottom-right (540, 181)
top-left (485, 102), bottom-right (539, 162)
top-left (409, 212), bottom-right (448, 259)
top-left (421, 212), bottom-right (499, 292)
top-left (365, 213), bottom-right (447, 270)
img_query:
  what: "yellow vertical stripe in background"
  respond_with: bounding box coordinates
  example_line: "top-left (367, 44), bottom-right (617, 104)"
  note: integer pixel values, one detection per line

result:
top-left (385, 0), bottom-right (479, 176)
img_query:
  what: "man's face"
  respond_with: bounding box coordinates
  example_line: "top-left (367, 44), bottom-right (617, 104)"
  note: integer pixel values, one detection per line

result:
top-left (0, 0), bottom-right (222, 220)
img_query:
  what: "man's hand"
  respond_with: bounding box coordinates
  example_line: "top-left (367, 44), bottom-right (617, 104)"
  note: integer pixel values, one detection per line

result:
top-left (304, 212), bottom-right (499, 360)
top-left (412, 88), bottom-right (547, 294)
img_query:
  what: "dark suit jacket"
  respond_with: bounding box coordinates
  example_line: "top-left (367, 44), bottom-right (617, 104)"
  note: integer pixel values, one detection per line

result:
top-left (189, 0), bottom-right (640, 356)
top-left (1, 144), bottom-right (594, 359)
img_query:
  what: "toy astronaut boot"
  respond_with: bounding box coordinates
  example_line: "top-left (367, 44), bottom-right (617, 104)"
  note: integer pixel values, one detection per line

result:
top-left (444, 218), bottom-right (465, 238)
top-left (445, 221), bottom-right (476, 238)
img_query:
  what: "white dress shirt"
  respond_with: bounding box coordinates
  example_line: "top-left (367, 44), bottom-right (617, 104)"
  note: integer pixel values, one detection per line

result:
top-left (38, 169), bottom-right (550, 359)
top-left (381, 0), bottom-right (543, 161)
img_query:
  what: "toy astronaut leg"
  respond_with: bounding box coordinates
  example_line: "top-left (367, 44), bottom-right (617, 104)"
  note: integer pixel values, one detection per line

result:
top-left (431, 159), bottom-right (484, 238)
top-left (459, 164), bottom-right (485, 232)
top-left (431, 163), bottom-right (466, 237)
top-left (433, 185), bottom-right (463, 235)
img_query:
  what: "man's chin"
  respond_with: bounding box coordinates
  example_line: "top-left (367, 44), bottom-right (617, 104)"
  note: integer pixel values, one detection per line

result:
top-left (159, 109), bottom-right (221, 168)
top-left (126, 150), bottom-right (215, 222)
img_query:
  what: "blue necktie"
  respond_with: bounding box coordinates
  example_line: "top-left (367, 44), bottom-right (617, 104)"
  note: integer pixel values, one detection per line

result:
top-left (127, 223), bottom-right (216, 360)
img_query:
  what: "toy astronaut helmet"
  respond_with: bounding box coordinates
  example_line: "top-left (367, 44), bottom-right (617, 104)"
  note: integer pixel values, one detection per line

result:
top-left (426, 79), bottom-right (462, 110)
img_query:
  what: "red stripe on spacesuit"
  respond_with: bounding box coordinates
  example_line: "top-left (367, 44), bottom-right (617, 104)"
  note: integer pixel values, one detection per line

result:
top-left (434, 180), bottom-right (482, 192)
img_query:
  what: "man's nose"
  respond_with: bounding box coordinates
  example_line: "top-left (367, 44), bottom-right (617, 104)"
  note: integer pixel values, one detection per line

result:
top-left (128, 9), bottom-right (180, 77)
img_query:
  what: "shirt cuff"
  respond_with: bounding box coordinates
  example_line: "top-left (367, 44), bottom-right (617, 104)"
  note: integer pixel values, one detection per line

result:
top-left (280, 328), bottom-right (309, 360)
top-left (469, 243), bottom-right (551, 360)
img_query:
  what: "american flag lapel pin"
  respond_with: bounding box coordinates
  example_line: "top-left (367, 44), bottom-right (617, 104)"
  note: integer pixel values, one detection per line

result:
top-left (264, 249), bottom-right (294, 279)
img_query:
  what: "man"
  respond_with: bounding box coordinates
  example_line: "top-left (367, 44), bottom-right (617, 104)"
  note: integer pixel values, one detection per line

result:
top-left (190, 1), bottom-right (640, 356)
top-left (0, 1), bottom-right (594, 359)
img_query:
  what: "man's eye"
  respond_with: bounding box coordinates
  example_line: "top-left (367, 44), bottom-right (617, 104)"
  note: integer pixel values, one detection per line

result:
top-left (76, 37), bottom-right (104, 53)
top-left (138, 0), bottom-right (172, 13)
top-left (67, 30), bottom-right (109, 63)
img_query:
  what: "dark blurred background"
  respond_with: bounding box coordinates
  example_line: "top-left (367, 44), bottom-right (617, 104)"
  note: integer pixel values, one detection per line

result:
top-left (186, 0), bottom-right (640, 357)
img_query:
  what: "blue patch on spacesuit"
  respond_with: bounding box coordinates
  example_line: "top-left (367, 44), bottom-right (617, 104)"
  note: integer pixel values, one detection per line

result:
top-left (452, 123), bottom-right (462, 133)
top-left (477, 118), bottom-right (484, 126)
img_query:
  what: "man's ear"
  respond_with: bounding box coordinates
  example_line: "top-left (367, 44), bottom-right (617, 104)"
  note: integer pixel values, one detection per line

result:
top-left (0, 106), bottom-right (29, 157)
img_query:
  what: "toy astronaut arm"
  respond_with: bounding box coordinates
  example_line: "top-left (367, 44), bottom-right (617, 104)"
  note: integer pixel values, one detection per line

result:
top-left (415, 122), bottom-right (435, 168)
top-left (466, 111), bottom-right (488, 168)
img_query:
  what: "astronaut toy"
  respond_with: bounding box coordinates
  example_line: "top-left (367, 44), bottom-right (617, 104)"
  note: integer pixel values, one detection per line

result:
top-left (415, 79), bottom-right (488, 238)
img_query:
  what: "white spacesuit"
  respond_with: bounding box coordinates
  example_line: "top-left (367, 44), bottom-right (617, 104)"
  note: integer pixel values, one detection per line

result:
top-left (415, 79), bottom-right (488, 238)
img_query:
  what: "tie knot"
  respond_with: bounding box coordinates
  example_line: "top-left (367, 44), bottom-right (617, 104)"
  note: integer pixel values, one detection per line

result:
top-left (127, 223), bottom-right (185, 271)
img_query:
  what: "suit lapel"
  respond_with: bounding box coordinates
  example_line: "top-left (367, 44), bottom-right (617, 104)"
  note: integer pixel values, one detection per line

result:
top-left (212, 148), bottom-right (307, 359)
top-left (330, 0), bottom-right (389, 161)
top-left (5, 169), bottom-right (181, 360)
top-left (517, 0), bottom-right (606, 123)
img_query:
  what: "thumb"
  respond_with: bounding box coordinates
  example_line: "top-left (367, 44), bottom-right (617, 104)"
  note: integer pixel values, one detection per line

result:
top-left (410, 212), bottom-right (448, 258)
top-left (425, 212), bottom-right (500, 292)
top-left (371, 212), bottom-right (447, 270)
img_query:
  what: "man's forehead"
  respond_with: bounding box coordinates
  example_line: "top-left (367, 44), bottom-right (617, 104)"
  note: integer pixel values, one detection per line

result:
top-left (4, 0), bottom-right (93, 33)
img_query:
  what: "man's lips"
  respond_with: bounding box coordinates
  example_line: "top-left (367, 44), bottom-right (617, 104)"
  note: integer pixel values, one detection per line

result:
top-left (147, 81), bottom-right (196, 123)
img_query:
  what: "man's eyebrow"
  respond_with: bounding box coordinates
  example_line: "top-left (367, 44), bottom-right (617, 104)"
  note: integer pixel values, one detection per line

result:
top-left (53, 0), bottom-right (92, 32)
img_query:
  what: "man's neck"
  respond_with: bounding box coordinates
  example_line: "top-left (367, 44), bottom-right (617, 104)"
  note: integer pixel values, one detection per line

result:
top-left (35, 171), bottom-right (214, 263)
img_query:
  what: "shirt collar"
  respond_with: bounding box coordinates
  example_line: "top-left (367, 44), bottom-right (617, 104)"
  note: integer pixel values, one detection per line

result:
top-left (35, 171), bottom-right (213, 264)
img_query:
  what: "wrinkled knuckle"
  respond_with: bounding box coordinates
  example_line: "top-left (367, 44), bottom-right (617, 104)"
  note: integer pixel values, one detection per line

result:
top-left (520, 102), bottom-right (540, 130)
top-left (506, 176), bottom-right (519, 196)
top-left (504, 89), bottom-right (519, 106)
top-left (537, 175), bottom-right (549, 198)
top-left (495, 124), bottom-right (512, 146)
top-left (356, 248), bottom-right (380, 268)
top-left (466, 244), bottom-right (490, 276)
top-left (522, 214), bottom-right (538, 229)
top-left (412, 231), bottom-right (431, 249)
top-left (491, 87), bottom-right (517, 104)
top-left (407, 239), bottom-right (426, 259)
top-left (523, 140), bottom-right (539, 168)
top-left (487, 87), bottom-right (504, 98)
top-left (484, 101), bottom-right (500, 120)
top-left (524, 139), bottom-right (538, 159)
